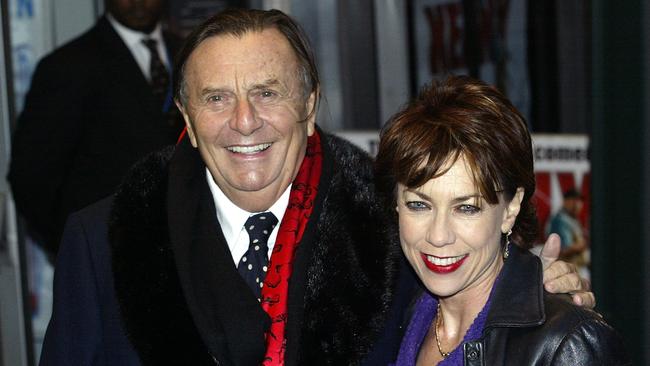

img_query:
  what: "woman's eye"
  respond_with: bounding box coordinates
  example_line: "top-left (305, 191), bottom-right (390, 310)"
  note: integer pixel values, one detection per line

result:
top-left (405, 201), bottom-right (429, 211)
top-left (261, 90), bottom-right (275, 98)
top-left (456, 204), bottom-right (481, 215)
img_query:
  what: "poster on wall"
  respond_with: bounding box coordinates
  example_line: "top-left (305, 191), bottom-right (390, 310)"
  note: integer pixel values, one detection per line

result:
top-left (9, 0), bottom-right (52, 113)
top-left (8, 0), bottom-right (56, 358)
top-left (410, 0), bottom-right (530, 120)
top-left (533, 134), bottom-right (590, 278)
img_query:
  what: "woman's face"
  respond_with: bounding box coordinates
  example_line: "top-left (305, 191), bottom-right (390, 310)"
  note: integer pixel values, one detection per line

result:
top-left (396, 156), bottom-right (523, 298)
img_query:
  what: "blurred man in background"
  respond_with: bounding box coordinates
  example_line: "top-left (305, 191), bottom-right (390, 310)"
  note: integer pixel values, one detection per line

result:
top-left (548, 188), bottom-right (589, 268)
top-left (8, 0), bottom-right (184, 260)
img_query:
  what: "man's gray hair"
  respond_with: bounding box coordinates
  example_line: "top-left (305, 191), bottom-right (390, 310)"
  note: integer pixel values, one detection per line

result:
top-left (173, 8), bottom-right (320, 120)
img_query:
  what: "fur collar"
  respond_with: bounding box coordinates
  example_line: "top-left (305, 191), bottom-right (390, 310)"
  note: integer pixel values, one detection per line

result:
top-left (109, 132), bottom-right (400, 365)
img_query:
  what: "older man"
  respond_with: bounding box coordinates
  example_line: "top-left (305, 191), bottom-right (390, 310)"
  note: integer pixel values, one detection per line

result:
top-left (40, 8), bottom-right (592, 366)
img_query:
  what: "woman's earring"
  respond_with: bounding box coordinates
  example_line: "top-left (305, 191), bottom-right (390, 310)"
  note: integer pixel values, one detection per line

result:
top-left (503, 230), bottom-right (512, 259)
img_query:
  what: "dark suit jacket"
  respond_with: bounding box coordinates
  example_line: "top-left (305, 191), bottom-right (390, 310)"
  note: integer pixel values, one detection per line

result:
top-left (8, 15), bottom-right (184, 256)
top-left (39, 198), bottom-right (141, 366)
top-left (40, 133), bottom-right (402, 365)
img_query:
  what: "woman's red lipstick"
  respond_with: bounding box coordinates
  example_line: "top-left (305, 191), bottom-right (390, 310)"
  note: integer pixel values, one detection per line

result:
top-left (420, 253), bottom-right (468, 274)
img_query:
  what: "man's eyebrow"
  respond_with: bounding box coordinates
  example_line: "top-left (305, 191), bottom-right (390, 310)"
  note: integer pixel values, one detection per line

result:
top-left (199, 87), bottom-right (231, 97)
top-left (198, 80), bottom-right (284, 99)
top-left (250, 79), bottom-right (280, 89)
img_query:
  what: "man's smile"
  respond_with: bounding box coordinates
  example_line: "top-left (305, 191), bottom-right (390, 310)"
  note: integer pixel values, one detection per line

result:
top-left (226, 143), bottom-right (272, 154)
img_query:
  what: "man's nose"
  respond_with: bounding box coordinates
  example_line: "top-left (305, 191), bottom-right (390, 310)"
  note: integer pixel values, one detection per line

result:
top-left (230, 98), bottom-right (262, 135)
top-left (425, 213), bottom-right (455, 247)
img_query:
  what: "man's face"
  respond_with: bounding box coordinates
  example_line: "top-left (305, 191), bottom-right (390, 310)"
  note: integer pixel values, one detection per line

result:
top-left (178, 29), bottom-right (316, 212)
top-left (565, 197), bottom-right (583, 217)
top-left (106, 0), bottom-right (164, 33)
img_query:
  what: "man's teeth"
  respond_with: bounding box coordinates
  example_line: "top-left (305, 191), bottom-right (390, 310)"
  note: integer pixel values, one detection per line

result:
top-left (227, 143), bottom-right (271, 154)
top-left (426, 254), bottom-right (465, 266)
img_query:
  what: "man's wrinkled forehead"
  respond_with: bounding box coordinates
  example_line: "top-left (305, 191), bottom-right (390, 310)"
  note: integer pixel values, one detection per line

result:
top-left (185, 29), bottom-right (304, 90)
top-left (200, 28), bottom-right (298, 62)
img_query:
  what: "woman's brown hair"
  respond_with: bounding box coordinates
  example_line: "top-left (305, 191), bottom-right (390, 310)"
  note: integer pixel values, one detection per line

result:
top-left (375, 76), bottom-right (537, 248)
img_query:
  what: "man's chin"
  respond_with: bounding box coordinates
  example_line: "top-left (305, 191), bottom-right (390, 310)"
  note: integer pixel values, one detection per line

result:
top-left (122, 18), bottom-right (157, 33)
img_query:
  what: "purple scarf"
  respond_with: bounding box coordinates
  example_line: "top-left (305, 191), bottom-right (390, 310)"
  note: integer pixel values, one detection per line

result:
top-left (391, 272), bottom-right (502, 366)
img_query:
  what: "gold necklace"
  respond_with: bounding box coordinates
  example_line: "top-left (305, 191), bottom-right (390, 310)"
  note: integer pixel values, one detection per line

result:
top-left (434, 302), bottom-right (450, 359)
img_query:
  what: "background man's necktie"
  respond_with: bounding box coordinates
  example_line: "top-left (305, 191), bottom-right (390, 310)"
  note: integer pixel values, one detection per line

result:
top-left (238, 212), bottom-right (278, 299)
top-left (142, 38), bottom-right (169, 105)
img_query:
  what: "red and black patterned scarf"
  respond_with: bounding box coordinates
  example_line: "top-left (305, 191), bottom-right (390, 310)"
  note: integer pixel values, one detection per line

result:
top-left (260, 130), bottom-right (322, 365)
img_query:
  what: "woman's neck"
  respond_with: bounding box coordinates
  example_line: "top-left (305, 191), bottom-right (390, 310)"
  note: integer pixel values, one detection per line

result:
top-left (437, 256), bottom-right (503, 347)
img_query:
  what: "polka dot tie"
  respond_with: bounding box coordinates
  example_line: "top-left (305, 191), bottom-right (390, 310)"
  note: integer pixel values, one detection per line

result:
top-left (238, 212), bottom-right (278, 299)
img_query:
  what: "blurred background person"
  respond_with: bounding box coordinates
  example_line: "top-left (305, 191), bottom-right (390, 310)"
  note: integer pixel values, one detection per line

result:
top-left (547, 188), bottom-right (589, 272)
top-left (7, 0), bottom-right (184, 261)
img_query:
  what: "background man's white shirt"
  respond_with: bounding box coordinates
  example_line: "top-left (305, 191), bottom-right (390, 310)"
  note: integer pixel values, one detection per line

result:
top-left (107, 13), bottom-right (170, 82)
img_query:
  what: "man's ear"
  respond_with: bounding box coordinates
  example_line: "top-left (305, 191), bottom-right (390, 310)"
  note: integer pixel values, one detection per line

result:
top-left (501, 187), bottom-right (525, 233)
top-left (175, 99), bottom-right (198, 147)
top-left (305, 89), bottom-right (318, 136)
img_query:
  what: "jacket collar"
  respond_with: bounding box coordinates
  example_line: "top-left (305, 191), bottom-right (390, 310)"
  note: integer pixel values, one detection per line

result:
top-left (484, 244), bottom-right (545, 329)
top-left (110, 130), bottom-right (398, 365)
top-left (167, 136), bottom-right (270, 364)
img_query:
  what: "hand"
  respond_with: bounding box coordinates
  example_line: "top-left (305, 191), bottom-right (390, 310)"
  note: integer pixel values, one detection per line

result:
top-left (540, 234), bottom-right (595, 308)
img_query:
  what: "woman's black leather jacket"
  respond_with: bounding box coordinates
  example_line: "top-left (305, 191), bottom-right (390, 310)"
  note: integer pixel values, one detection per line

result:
top-left (460, 244), bottom-right (630, 365)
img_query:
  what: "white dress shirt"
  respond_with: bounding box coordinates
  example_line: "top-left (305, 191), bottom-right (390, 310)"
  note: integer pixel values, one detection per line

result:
top-left (106, 13), bottom-right (170, 82)
top-left (206, 168), bottom-right (290, 266)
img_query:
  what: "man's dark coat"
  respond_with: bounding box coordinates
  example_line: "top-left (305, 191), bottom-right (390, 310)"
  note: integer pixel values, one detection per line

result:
top-left (40, 133), bottom-right (403, 365)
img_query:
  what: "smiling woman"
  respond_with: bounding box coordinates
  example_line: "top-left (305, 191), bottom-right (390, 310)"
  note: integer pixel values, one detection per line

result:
top-left (375, 76), bottom-right (629, 365)
top-left (396, 155), bottom-right (522, 301)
